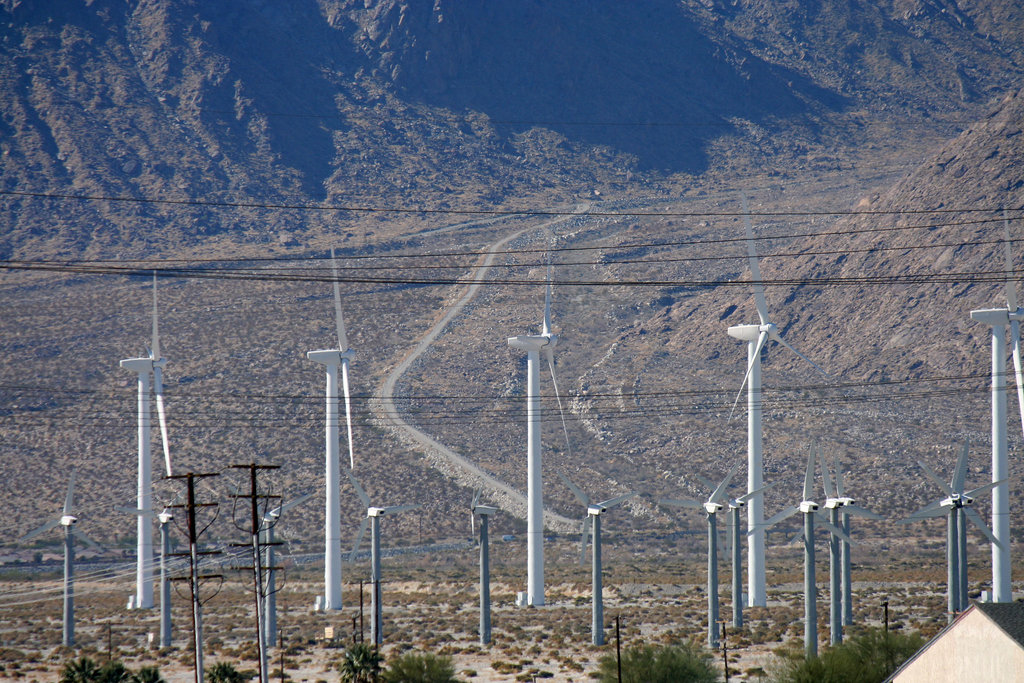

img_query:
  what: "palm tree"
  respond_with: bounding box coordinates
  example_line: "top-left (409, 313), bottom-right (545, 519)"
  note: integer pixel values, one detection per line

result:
top-left (206, 662), bottom-right (246, 683)
top-left (60, 657), bottom-right (100, 683)
top-left (133, 666), bottom-right (165, 683)
top-left (338, 643), bottom-right (383, 683)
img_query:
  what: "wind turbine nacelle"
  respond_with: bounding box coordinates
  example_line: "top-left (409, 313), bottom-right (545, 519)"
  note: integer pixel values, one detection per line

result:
top-left (704, 502), bottom-right (724, 514)
top-left (60, 515), bottom-right (78, 526)
top-left (970, 308), bottom-right (1011, 326)
top-left (507, 335), bottom-right (550, 352)
top-left (727, 324), bottom-right (761, 342)
top-left (120, 357), bottom-right (154, 373)
top-left (474, 505), bottom-right (499, 516)
top-left (368, 507), bottom-right (387, 517)
top-left (307, 349), bottom-right (354, 365)
top-left (799, 501), bottom-right (819, 513)
top-left (824, 499), bottom-right (842, 509)
top-left (588, 505), bottom-right (605, 516)
top-left (157, 512), bottom-right (174, 524)
top-left (836, 496), bottom-right (855, 506)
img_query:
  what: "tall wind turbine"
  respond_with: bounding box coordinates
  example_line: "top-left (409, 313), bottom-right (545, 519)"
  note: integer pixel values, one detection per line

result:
top-left (262, 493), bottom-right (312, 648)
top-left (507, 262), bottom-right (571, 607)
top-left (20, 472), bottom-right (96, 647)
top-left (346, 470), bottom-right (419, 645)
top-left (662, 464), bottom-right (767, 647)
top-left (559, 472), bottom-right (634, 646)
top-left (762, 449), bottom-right (849, 658)
top-left (120, 274), bottom-right (173, 610)
top-left (820, 451), bottom-right (881, 644)
top-left (969, 210), bottom-right (1023, 603)
top-left (308, 249), bottom-right (357, 612)
top-left (900, 440), bottom-right (1003, 620)
top-left (470, 490), bottom-right (498, 646)
top-left (728, 195), bottom-right (828, 607)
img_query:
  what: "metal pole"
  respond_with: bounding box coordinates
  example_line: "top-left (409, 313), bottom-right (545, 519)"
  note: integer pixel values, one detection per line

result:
top-left (370, 516), bottom-right (382, 645)
top-left (615, 615), bottom-right (622, 683)
top-left (747, 341), bottom-right (766, 607)
top-left (160, 518), bottom-right (171, 648)
top-left (990, 324), bottom-right (1011, 602)
top-left (592, 514), bottom-right (603, 646)
top-left (525, 348), bottom-right (545, 606)
top-left (63, 526), bottom-right (74, 647)
top-left (264, 524), bottom-right (276, 648)
top-left (957, 506), bottom-right (968, 611)
top-left (731, 506), bottom-right (743, 628)
top-left (719, 620), bottom-right (730, 683)
top-left (708, 512), bottom-right (719, 649)
top-left (948, 507), bottom-right (960, 623)
top-left (840, 511), bottom-right (853, 625)
top-left (480, 514), bottom-right (491, 645)
top-left (186, 474), bottom-right (205, 683)
top-left (829, 507), bottom-right (841, 645)
top-left (804, 512), bottom-right (817, 659)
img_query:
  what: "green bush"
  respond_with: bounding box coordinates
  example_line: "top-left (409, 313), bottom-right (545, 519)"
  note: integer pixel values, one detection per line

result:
top-left (383, 651), bottom-right (461, 682)
top-left (595, 642), bottom-right (718, 683)
top-left (206, 662), bottom-right (246, 683)
top-left (769, 627), bottom-right (925, 683)
top-left (338, 643), bottom-right (383, 683)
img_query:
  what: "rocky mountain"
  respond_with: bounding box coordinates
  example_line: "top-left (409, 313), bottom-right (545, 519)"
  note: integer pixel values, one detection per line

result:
top-left (2, 1), bottom-right (1023, 555)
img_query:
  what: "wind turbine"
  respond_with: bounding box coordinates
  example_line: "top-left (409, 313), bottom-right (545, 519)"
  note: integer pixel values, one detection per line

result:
top-left (470, 490), bottom-right (498, 645)
top-left (507, 261), bottom-right (572, 607)
top-left (120, 273), bottom-right (173, 610)
top-left (762, 448), bottom-right (849, 658)
top-left (559, 472), bottom-right (635, 646)
top-left (346, 470), bottom-right (420, 645)
top-left (728, 195), bottom-right (828, 608)
top-left (262, 492), bottom-right (312, 648)
top-left (157, 509), bottom-right (173, 648)
top-left (308, 248), bottom-right (357, 612)
top-left (900, 440), bottom-right (1003, 620)
top-left (661, 464), bottom-right (766, 647)
top-left (20, 472), bottom-right (97, 647)
top-left (820, 451), bottom-right (881, 644)
top-left (969, 209), bottom-right (1023, 603)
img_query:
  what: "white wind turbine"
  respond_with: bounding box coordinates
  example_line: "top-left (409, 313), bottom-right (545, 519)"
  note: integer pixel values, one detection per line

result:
top-left (346, 470), bottom-right (420, 645)
top-left (820, 450), bottom-right (881, 644)
top-left (20, 472), bottom-right (98, 647)
top-left (308, 248), bottom-right (357, 612)
top-left (507, 261), bottom-right (572, 607)
top-left (728, 194), bottom-right (828, 607)
top-left (262, 492), bottom-right (312, 648)
top-left (900, 439), bottom-right (1003, 620)
top-left (662, 464), bottom-right (768, 647)
top-left (559, 472), bottom-right (635, 646)
top-left (120, 274), bottom-right (173, 610)
top-left (470, 490), bottom-right (498, 646)
top-left (969, 210), bottom-right (1023, 603)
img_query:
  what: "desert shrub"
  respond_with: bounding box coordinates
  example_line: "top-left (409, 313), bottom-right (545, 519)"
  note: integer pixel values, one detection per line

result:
top-left (595, 642), bottom-right (717, 683)
top-left (338, 643), bottom-right (383, 683)
top-left (206, 662), bottom-right (246, 683)
top-left (769, 627), bottom-right (925, 683)
top-left (383, 651), bottom-right (460, 682)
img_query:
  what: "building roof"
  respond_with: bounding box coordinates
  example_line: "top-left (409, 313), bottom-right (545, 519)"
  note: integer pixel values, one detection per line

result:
top-left (975, 602), bottom-right (1024, 648)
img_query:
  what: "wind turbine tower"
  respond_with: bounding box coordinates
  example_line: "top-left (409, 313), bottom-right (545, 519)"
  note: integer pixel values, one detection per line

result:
top-left (262, 493), bottom-right (312, 648)
top-left (507, 267), bottom-right (569, 607)
top-left (120, 274), bottom-right (172, 610)
top-left (308, 249), bottom-right (357, 612)
top-left (471, 491), bottom-right (498, 645)
top-left (968, 211), bottom-right (1023, 603)
top-left (728, 196), bottom-right (828, 607)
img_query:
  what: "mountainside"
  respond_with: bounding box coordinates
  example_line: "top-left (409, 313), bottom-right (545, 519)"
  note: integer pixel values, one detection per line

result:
top-left (2, 1), bottom-right (1024, 561)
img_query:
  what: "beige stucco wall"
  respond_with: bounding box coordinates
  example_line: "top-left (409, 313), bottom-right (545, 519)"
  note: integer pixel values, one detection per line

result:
top-left (893, 609), bottom-right (1024, 682)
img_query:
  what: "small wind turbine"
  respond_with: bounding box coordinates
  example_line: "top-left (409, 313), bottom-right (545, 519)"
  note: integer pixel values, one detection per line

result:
top-left (662, 464), bottom-right (767, 647)
top-left (20, 472), bottom-right (97, 647)
top-left (969, 209), bottom-right (1024, 602)
top-left (900, 439), bottom-right (1003, 620)
top-left (728, 195), bottom-right (828, 607)
top-left (507, 260), bottom-right (572, 607)
top-left (120, 273), bottom-right (173, 610)
top-left (346, 470), bottom-right (419, 645)
top-left (470, 490), bottom-right (498, 645)
top-left (559, 472), bottom-right (634, 646)
top-left (157, 509), bottom-right (173, 648)
top-left (262, 492), bottom-right (312, 648)
top-left (308, 248), bottom-right (357, 612)
top-left (820, 451), bottom-right (881, 644)
top-left (761, 448), bottom-right (849, 658)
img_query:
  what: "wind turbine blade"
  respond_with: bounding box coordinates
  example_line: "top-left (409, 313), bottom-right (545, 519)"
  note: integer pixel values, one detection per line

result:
top-left (660, 498), bottom-right (703, 510)
top-left (710, 463), bottom-right (741, 504)
top-left (1011, 320), bottom-right (1024, 440)
top-left (952, 438), bottom-right (969, 495)
top-left (557, 471), bottom-right (591, 506)
top-left (71, 529), bottom-right (103, 552)
top-left (843, 504), bottom-right (883, 520)
top-left (833, 454), bottom-right (846, 498)
top-left (543, 263), bottom-right (553, 336)
top-left (821, 449), bottom-right (835, 499)
top-left (346, 470), bottom-right (372, 508)
top-left (817, 517), bottom-right (853, 544)
top-left (331, 248), bottom-right (348, 351)
top-left (917, 460), bottom-right (955, 497)
top-left (740, 193), bottom-right (770, 325)
top-left (471, 489), bottom-right (481, 511)
top-left (730, 330), bottom-right (770, 419)
top-left (763, 506), bottom-right (800, 528)
top-left (545, 347), bottom-right (573, 460)
top-left (579, 516), bottom-right (591, 565)
top-left (1004, 208), bottom-right (1018, 311)
top-left (964, 479), bottom-right (1006, 500)
top-left (271, 492), bottom-right (314, 518)
top-left (349, 517), bottom-right (370, 562)
top-left (381, 504), bottom-right (420, 515)
top-left (470, 510), bottom-right (475, 537)
top-left (596, 492), bottom-right (636, 510)
top-left (340, 358), bottom-right (356, 469)
top-left (736, 483), bottom-right (773, 505)
top-left (153, 365), bottom-right (172, 477)
top-left (151, 272), bottom-right (161, 361)
top-left (803, 446), bottom-right (816, 502)
top-left (899, 505), bottom-right (949, 522)
top-left (19, 518), bottom-right (61, 542)
top-left (964, 507), bottom-right (1004, 549)
top-left (694, 473), bottom-right (718, 492)
top-left (774, 333), bottom-right (829, 378)
top-left (64, 471), bottom-right (76, 515)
